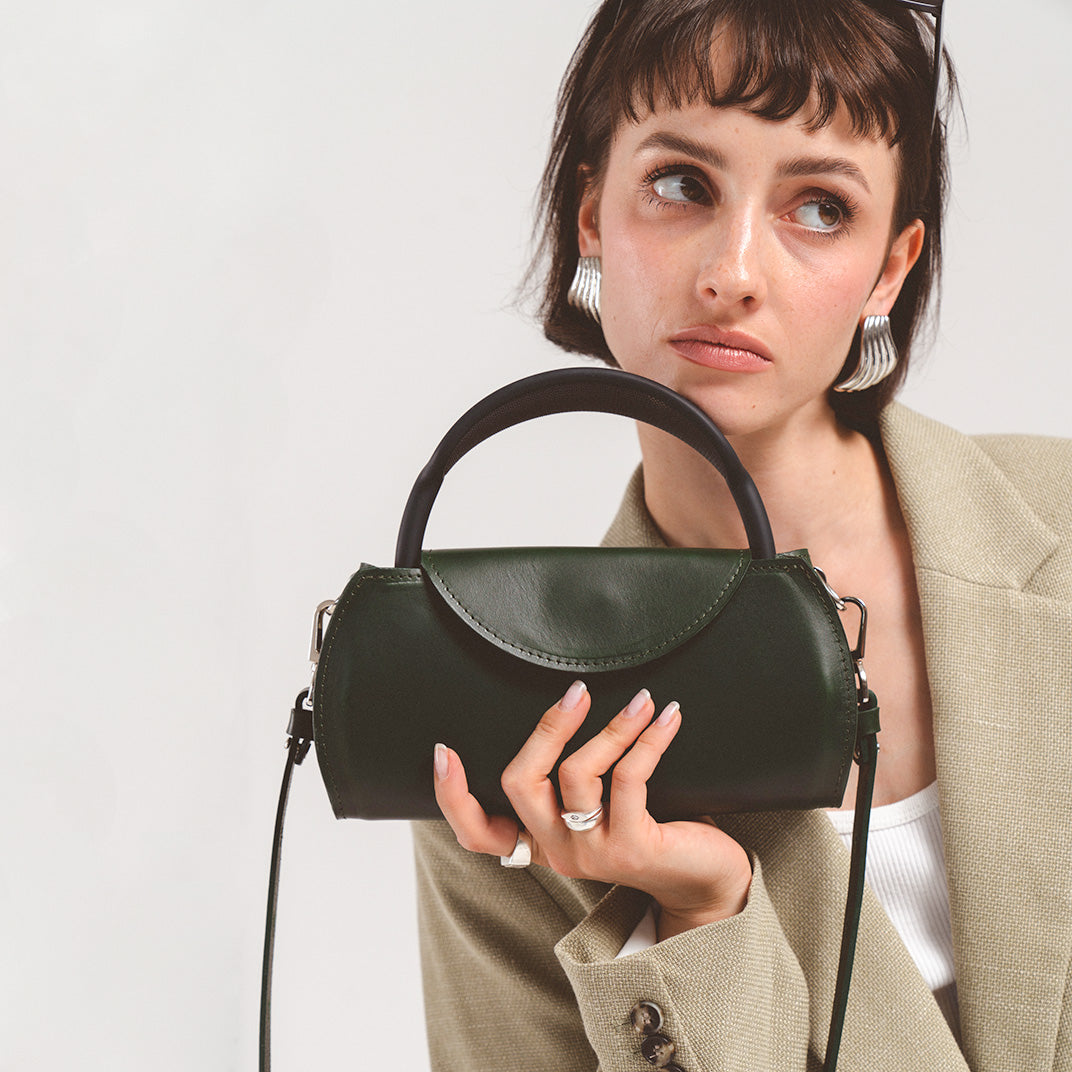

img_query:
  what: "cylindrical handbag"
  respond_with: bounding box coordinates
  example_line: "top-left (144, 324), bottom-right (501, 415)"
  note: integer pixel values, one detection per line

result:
top-left (262, 367), bottom-right (879, 1072)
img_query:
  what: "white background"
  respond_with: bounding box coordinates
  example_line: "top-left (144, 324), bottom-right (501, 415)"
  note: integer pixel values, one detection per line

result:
top-left (2, 1), bottom-right (1069, 1069)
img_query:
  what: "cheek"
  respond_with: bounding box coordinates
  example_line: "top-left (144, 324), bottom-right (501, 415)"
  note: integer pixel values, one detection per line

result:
top-left (604, 224), bottom-right (677, 296)
top-left (784, 254), bottom-right (876, 333)
top-left (598, 229), bottom-right (679, 343)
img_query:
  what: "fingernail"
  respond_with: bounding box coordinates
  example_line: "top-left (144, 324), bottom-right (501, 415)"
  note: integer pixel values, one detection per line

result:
top-left (434, 743), bottom-right (449, 780)
top-left (559, 680), bottom-right (588, 711)
top-left (655, 701), bottom-right (680, 726)
top-left (622, 688), bottom-right (651, 718)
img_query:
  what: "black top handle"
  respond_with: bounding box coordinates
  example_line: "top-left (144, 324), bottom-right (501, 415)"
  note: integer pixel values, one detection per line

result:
top-left (395, 367), bottom-right (776, 566)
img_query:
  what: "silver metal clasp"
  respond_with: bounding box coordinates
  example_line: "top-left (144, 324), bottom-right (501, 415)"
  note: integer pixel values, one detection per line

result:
top-left (814, 568), bottom-right (869, 704)
top-left (840, 595), bottom-right (869, 704)
top-left (309, 600), bottom-right (335, 663)
top-left (306, 600), bottom-right (336, 710)
top-left (813, 566), bottom-right (844, 610)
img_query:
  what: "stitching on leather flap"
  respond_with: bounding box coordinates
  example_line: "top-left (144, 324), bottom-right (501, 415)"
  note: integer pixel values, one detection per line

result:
top-left (423, 553), bottom-right (747, 668)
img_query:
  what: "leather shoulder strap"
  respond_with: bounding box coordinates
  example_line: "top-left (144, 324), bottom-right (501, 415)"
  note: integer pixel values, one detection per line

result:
top-left (260, 693), bottom-right (313, 1072)
top-left (823, 690), bottom-right (880, 1071)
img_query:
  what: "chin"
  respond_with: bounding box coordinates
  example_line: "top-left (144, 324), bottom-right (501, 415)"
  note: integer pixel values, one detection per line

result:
top-left (657, 375), bottom-right (772, 439)
top-left (614, 356), bottom-right (817, 440)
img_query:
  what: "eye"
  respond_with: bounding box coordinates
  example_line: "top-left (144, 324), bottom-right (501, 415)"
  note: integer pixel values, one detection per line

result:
top-left (789, 196), bottom-right (851, 233)
top-left (646, 169), bottom-right (709, 206)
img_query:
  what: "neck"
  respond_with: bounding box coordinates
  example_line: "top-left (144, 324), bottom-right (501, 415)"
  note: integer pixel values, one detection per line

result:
top-left (638, 407), bottom-right (896, 571)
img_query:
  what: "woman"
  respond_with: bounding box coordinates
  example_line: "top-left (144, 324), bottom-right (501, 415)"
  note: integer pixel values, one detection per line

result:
top-left (415, 2), bottom-right (1072, 1068)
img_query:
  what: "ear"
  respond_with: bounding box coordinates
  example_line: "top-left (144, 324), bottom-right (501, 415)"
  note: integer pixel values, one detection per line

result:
top-left (577, 170), bottom-right (603, 258)
top-left (864, 218), bottom-right (925, 316)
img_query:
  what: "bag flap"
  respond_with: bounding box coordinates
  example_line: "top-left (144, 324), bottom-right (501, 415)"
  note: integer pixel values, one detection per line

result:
top-left (421, 547), bottom-right (749, 671)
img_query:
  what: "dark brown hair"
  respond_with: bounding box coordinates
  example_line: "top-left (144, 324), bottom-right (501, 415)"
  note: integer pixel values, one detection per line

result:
top-left (533, 0), bottom-right (955, 430)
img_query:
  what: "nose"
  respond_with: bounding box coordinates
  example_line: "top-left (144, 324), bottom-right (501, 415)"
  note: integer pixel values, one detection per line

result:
top-left (694, 204), bottom-right (767, 308)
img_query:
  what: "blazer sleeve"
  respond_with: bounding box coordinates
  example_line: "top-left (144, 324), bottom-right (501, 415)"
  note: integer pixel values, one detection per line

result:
top-left (554, 855), bottom-right (818, 1071)
top-left (414, 816), bottom-right (817, 1070)
top-left (414, 811), bottom-right (971, 1072)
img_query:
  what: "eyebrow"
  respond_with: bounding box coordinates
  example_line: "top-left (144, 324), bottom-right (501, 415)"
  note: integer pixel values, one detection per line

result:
top-left (634, 131), bottom-right (728, 171)
top-left (634, 132), bottom-right (872, 196)
top-left (777, 156), bottom-right (872, 195)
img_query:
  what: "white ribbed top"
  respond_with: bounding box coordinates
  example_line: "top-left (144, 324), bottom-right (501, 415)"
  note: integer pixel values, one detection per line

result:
top-left (618, 783), bottom-right (960, 1035)
top-left (827, 781), bottom-right (959, 1034)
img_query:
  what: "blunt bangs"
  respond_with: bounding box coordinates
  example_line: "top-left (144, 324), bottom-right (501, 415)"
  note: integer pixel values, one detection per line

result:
top-left (604, 1), bottom-right (924, 154)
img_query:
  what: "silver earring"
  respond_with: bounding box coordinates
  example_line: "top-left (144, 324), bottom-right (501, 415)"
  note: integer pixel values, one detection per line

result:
top-left (833, 314), bottom-right (898, 392)
top-left (567, 256), bottom-right (602, 325)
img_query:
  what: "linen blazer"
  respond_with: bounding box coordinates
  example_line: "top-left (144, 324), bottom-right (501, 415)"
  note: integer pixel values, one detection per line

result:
top-left (413, 403), bottom-right (1072, 1072)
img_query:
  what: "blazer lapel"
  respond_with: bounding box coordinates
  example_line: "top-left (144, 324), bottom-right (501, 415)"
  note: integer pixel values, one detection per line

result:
top-left (882, 404), bottom-right (1070, 1070)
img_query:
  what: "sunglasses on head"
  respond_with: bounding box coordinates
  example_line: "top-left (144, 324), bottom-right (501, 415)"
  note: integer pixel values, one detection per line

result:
top-left (863, 0), bottom-right (945, 133)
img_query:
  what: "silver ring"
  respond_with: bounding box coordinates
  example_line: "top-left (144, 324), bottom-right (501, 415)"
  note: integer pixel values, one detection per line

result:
top-left (561, 804), bottom-right (604, 832)
top-left (500, 828), bottom-right (532, 868)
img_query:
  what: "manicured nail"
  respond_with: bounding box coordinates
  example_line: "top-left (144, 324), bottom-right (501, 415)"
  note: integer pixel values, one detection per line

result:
top-left (559, 680), bottom-right (588, 711)
top-left (655, 701), bottom-right (680, 726)
top-left (622, 688), bottom-right (651, 718)
top-left (434, 743), bottom-right (449, 780)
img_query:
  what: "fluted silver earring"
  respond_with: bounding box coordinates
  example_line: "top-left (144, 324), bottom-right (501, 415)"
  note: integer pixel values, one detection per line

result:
top-left (567, 256), bottom-right (602, 325)
top-left (833, 314), bottom-right (898, 392)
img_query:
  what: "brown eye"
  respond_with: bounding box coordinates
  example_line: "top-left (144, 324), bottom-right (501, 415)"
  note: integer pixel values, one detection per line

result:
top-left (793, 198), bottom-right (844, 231)
top-left (651, 173), bottom-right (707, 204)
top-left (817, 202), bottom-right (841, 227)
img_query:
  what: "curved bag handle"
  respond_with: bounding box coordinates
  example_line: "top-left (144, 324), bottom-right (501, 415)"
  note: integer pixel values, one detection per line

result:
top-left (395, 367), bottom-right (776, 566)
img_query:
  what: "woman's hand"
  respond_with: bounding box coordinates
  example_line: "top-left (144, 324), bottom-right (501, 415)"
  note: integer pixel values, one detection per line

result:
top-left (433, 681), bottom-right (754, 940)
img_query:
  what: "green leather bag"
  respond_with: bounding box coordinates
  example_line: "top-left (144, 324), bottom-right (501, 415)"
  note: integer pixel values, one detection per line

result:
top-left (314, 367), bottom-right (868, 820)
top-left (262, 367), bottom-right (879, 1072)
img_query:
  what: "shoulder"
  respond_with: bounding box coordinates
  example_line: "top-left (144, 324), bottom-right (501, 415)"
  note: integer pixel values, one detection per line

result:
top-left (881, 399), bottom-right (1072, 469)
top-left (881, 402), bottom-right (1072, 541)
top-left (970, 432), bottom-right (1072, 536)
top-left (881, 403), bottom-right (1072, 600)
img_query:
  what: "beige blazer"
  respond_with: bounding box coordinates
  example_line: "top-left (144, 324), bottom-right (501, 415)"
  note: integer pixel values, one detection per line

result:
top-left (413, 403), bottom-right (1072, 1072)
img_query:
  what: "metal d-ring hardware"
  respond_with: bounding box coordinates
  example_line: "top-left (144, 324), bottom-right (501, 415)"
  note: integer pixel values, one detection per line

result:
top-left (813, 566), bottom-right (845, 610)
top-left (814, 568), bottom-right (869, 705)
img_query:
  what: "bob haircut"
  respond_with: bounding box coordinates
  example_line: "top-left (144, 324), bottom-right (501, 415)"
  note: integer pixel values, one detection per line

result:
top-left (534, 0), bottom-right (954, 431)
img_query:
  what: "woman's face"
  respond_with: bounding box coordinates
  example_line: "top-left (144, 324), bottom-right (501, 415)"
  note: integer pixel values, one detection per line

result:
top-left (578, 98), bottom-right (924, 439)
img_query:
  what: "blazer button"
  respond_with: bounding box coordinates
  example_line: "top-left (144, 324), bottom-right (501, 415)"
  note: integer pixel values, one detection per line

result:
top-left (640, 1034), bottom-right (676, 1067)
top-left (629, 1000), bottom-right (663, 1035)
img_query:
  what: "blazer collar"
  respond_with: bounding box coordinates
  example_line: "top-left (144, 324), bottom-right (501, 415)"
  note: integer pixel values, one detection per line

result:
top-left (879, 402), bottom-right (1058, 589)
top-left (601, 466), bottom-right (664, 549)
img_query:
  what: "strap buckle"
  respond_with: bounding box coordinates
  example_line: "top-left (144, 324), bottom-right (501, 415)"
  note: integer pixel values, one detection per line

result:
top-left (286, 691), bottom-right (313, 765)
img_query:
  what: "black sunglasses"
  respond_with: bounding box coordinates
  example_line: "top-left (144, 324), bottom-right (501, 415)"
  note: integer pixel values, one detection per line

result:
top-left (864, 0), bottom-right (946, 133)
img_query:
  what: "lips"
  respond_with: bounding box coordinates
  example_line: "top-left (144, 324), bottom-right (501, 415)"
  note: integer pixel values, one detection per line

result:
top-left (669, 326), bottom-right (773, 373)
